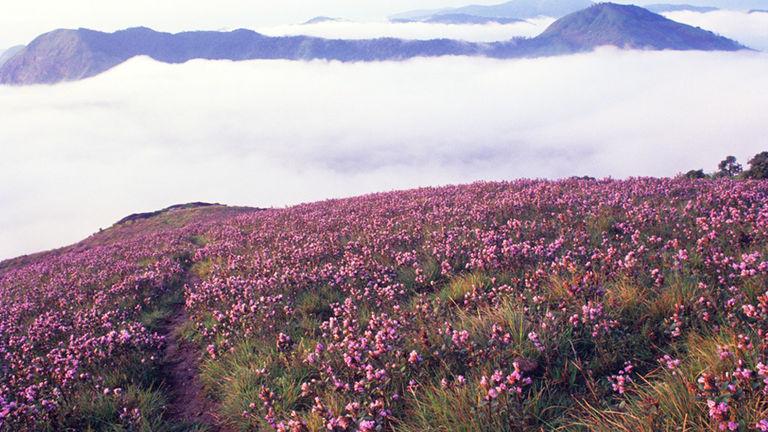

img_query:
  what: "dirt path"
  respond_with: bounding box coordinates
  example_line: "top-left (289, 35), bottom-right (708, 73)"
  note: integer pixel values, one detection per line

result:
top-left (159, 292), bottom-right (228, 431)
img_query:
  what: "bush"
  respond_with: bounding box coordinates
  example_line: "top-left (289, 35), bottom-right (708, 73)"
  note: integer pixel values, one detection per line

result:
top-left (716, 156), bottom-right (742, 178)
top-left (745, 151), bottom-right (768, 179)
top-left (683, 169), bottom-right (707, 179)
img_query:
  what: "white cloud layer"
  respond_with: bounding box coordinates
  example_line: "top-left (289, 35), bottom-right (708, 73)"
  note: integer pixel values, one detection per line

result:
top-left (1, 49), bottom-right (767, 259)
top-left (257, 18), bottom-right (555, 42)
top-left (663, 10), bottom-right (768, 51)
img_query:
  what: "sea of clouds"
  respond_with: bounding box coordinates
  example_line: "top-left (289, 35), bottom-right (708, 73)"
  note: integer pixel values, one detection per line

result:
top-left (1, 48), bottom-right (767, 259)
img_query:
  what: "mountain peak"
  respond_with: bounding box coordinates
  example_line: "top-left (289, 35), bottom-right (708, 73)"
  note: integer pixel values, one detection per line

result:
top-left (0, 29), bottom-right (96, 84)
top-left (536, 2), bottom-right (745, 51)
top-left (303, 16), bottom-right (344, 25)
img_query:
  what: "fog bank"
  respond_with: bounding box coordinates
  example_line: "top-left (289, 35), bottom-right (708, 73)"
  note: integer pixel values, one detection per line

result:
top-left (1, 49), bottom-right (767, 259)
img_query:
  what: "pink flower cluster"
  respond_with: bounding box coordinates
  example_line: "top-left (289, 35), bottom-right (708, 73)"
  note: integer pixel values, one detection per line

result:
top-left (3, 178), bottom-right (768, 429)
top-left (0, 213), bottom-right (226, 429)
top-left (479, 363), bottom-right (533, 400)
top-left (608, 362), bottom-right (634, 394)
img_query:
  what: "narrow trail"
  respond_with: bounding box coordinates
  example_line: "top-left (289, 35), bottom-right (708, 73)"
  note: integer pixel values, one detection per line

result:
top-left (158, 274), bottom-right (230, 431)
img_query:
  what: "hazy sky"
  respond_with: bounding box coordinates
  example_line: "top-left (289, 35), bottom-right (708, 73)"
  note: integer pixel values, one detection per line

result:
top-left (0, 0), bottom-right (512, 47)
top-left (2, 0), bottom-right (767, 47)
top-left (257, 17), bottom-right (556, 42)
top-left (1, 50), bottom-right (766, 258)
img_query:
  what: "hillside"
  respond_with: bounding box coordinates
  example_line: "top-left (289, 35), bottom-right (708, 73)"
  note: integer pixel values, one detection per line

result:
top-left (0, 45), bottom-right (24, 67)
top-left (0, 3), bottom-right (747, 86)
top-left (0, 204), bottom-right (254, 273)
top-left (529, 3), bottom-right (744, 52)
top-left (2, 178), bottom-right (768, 431)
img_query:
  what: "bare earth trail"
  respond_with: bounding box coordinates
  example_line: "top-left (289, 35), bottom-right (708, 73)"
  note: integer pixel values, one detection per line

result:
top-left (157, 274), bottom-right (232, 432)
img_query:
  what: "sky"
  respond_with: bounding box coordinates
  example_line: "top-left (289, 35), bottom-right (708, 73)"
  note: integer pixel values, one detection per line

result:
top-left (1, 1), bottom-right (768, 259)
top-left (2, 0), bottom-right (767, 47)
top-left (0, 0), bottom-right (514, 47)
top-left (257, 18), bottom-right (556, 43)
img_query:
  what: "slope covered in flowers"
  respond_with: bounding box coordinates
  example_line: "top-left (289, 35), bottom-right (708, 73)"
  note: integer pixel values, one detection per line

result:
top-left (2, 178), bottom-right (768, 431)
top-left (0, 205), bottom-right (249, 431)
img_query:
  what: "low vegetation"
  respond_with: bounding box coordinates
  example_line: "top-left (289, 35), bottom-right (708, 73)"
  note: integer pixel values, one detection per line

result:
top-left (684, 152), bottom-right (768, 180)
top-left (2, 176), bottom-right (768, 431)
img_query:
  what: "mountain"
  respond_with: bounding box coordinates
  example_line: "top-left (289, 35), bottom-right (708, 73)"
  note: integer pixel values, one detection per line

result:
top-left (645, 4), bottom-right (719, 13)
top-left (665, 0), bottom-right (768, 10)
top-left (521, 3), bottom-right (744, 54)
top-left (302, 16), bottom-right (345, 25)
top-left (0, 4), bottom-right (746, 85)
top-left (421, 14), bottom-right (527, 24)
top-left (0, 27), bottom-right (480, 85)
top-left (391, 0), bottom-right (594, 21)
top-left (0, 45), bottom-right (24, 67)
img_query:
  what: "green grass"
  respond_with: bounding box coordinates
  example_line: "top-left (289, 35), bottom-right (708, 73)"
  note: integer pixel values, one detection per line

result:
top-left (198, 269), bottom-right (744, 431)
top-left (49, 379), bottom-right (169, 432)
top-left (139, 289), bottom-right (185, 332)
top-left (176, 319), bottom-right (205, 345)
top-left (41, 257), bottom-right (193, 431)
top-left (569, 330), bottom-right (768, 431)
top-left (396, 376), bottom-right (570, 431)
top-left (190, 259), bottom-right (216, 280)
top-left (438, 272), bottom-right (492, 305)
top-left (200, 339), bottom-right (316, 431)
top-left (189, 235), bottom-right (209, 247)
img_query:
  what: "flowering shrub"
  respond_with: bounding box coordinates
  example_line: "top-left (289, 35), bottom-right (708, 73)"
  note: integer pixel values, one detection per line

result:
top-left (3, 178), bottom-right (768, 430)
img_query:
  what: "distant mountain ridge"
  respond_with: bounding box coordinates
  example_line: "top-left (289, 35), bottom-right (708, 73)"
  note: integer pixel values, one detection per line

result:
top-left (0, 28), bottom-right (481, 84)
top-left (302, 17), bottom-right (346, 25)
top-left (391, 0), bottom-right (594, 21)
top-left (692, 0), bottom-right (768, 10)
top-left (394, 13), bottom-right (527, 24)
top-left (645, 4), bottom-right (719, 13)
top-left (0, 3), bottom-right (746, 85)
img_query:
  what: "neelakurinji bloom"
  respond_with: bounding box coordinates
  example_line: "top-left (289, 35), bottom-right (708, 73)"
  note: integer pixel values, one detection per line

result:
top-left (3, 178), bottom-right (768, 430)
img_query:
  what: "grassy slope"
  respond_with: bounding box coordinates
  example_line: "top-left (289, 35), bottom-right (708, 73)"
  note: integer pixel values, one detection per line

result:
top-left (3, 180), bottom-right (768, 431)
